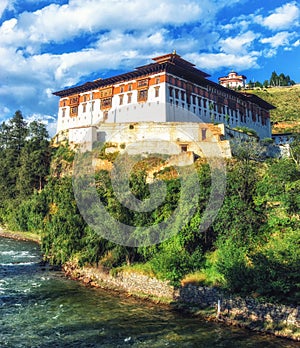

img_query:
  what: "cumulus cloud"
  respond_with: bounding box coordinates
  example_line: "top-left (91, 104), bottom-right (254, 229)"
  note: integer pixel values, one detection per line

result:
top-left (256, 2), bottom-right (300, 30)
top-left (260, 31), bottom-right (296, 48)
top-left (1, 0), bottom-right (202, 50)
top-left (1, 0), bottom-right (300, 133)
top-left (0, 1), bottom-right (11, 19)
top-left (219, 31), bottom-right (259, 54)
top-left (185, 51), bottom-right (260, 71)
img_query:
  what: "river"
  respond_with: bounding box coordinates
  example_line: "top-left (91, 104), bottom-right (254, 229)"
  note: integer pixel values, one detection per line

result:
top-left (0, 236), bottom-right (298, 347)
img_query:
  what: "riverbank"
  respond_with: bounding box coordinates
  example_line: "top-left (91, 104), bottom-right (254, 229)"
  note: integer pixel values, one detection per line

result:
top-left (0, 226), bottom-right (40, 243)
top-left (63, 260), bottom-right (300, 342)
top-left (1, 229), bottom-right (299, 342)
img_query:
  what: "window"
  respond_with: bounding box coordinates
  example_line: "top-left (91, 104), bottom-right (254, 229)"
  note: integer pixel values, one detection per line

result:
top-left (155, 76), bottom-right (160, 84)
top-left (120, 85), bottom-right (124, 93)
top-left (83, 95), bottom-right (87, 102)
top-left (62, 108), bottom-right (66, 117)
top-left (137, 89), bottom-right (148, 102)
top-left (82, 103), bottom-right (87, 113)
top-left (127, 93), bottom-right (132, 104)
top-left (70, 106), bottom-right (78, 117)
top-left (101, 97), bottom-right (112, 110)
top-left (180, 144), bottom-right (188, 152)
top-left (175, 89), bottom-right (179, 99)
top-left (128, 83), bottom-right (132, 91)
top-left (91, 101), bottom-right (95, 112)
top-left (155, 87), bottom-right (160, 98)
top-left (119, 94), bottom-right (124, 105)
top-left (181, 91), bottom-right (185, 100)
top-left (70, 96), bottom-right (79, 105)
top-left (100, 87), bottom-right (113, 99)
top-left (137, 79), bottom-right (148, 89)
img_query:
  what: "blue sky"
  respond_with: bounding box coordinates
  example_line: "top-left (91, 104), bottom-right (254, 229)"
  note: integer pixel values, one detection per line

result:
top-left (0, 0), bottom-right (299, 135)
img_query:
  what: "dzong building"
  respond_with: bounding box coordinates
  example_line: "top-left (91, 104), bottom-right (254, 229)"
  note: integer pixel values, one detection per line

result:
top-left (53, 52), bottom-right (275, 157)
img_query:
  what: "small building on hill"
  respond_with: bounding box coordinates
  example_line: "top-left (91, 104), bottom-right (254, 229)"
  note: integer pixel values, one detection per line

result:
top-left (218, 71), bottom-right (247, 89)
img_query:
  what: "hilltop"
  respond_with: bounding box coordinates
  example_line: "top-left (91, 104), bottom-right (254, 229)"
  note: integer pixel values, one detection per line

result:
top-left (243, 85), bottom-right (300, 134)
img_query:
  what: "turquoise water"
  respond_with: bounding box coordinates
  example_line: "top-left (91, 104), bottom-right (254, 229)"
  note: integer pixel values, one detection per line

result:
top-left (0, 237), bottom-right (298, 347)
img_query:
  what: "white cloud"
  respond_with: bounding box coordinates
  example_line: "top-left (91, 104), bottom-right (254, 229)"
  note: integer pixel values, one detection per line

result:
top-left (257, 2), bottom-right (300, 30)
top-left (260, 31), bottom-right (295, 48)
top-left (0, 0), bottom-right (11, 19)
top-left (219, 31), bottom-right (259, 54)
top-left (293, 39), bottom-right (300, 47)
top-left (184, 52), bottom-right (260, 71)
top-left (221, 18), bottom-right (251, 33)
top-left (262, 48), bottom-right (277, 58)
top-left (1, 0), bottom-right (300, 128)
top-left (0, 0), bottom-right (202, 50)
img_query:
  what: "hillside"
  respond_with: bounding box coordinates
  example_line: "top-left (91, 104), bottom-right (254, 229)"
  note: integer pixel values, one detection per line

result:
top-left (242, 85), bottom-right (300, 134)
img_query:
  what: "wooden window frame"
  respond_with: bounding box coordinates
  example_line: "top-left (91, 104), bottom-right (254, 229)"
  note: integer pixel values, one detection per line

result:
top-left (100, 97), bottom-right (112, 110)
top-left (70, 106), bottom-right (78, 117)
top-left (137, 89), bottom-right (148, 102)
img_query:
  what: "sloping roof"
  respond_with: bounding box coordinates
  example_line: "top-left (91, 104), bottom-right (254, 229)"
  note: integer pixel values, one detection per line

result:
top-left (53, 53), bottom-right (210, 97)
top-left (52, 53), bottom-right (275, 111)
top-left (240, 92), bottom-right (276, 110)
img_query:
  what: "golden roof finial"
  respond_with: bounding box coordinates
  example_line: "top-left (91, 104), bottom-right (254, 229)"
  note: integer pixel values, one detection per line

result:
top-left (172, 49), bottom-right (177, 55)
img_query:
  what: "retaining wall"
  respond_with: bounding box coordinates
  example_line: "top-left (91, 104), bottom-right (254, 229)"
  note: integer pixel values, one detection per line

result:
top-left (63, 262), bottom-right (300, 341)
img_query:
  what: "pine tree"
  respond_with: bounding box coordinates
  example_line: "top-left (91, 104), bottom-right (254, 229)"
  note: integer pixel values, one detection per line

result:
top-left (17, 121), bottom-right (51, 196)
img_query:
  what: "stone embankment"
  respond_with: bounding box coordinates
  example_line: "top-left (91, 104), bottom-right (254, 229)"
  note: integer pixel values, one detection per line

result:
top-left (63, 261), bottom-right (300, 342)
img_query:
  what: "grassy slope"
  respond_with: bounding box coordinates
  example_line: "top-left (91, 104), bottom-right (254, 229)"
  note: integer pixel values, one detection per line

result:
top-left (242, 85), bottom-right (300, 134)
top-left (0, 226), bottom-right (40, 243)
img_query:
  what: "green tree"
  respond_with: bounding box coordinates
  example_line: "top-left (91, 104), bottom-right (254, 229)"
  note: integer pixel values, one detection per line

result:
top-left (7, 110), bottom-right (28, 152)
top-left (0, 111), bottom-right (28, 202)
top-left (17, 121), bottom-right (51, 196)
top-left (213, 158), bottom-right (266, 247)
top-left (41, 176), bottom-right (87, 264)
top-left (270, 71), bottom-right (279, 86)
top-left (216, 237), bottom-right (251, 293)
top-left (250, 228), bottom-right (300, 303)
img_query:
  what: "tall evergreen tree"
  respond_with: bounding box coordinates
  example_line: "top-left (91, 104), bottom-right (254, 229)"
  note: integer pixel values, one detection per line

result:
top-left (17, 121), bottom-right (51, 196)
top-left (7, 110), bottom-right (28, 152)
top-left (0, 111), bottom-right (28, 202)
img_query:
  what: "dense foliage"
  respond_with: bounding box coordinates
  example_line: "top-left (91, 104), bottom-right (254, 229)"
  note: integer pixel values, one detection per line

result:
top-left (0, 111), bottom-right (51, 226)
top-left (0, 113), bottom-right (300, 304)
